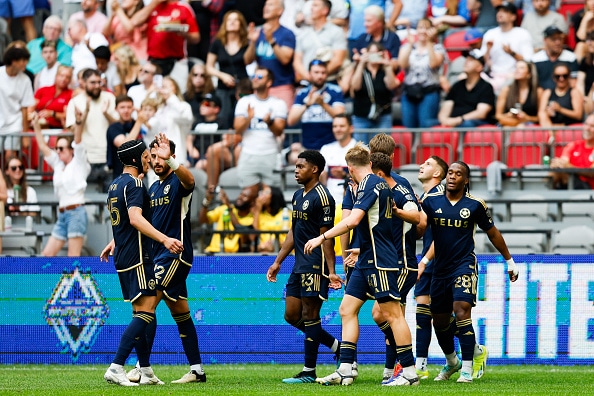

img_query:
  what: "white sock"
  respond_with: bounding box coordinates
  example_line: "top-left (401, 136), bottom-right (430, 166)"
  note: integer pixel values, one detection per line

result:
top-left (338, 362), bottom-right (352, 375)
top-left (445, 352), bottom-right (459, 367)
top-left (303, 367), bottom-right (315, 372)
top-left (383, 368), bottom-right (392, 378)
top-left (462, 360), bottom-right (473, 375)
top-left (416, 357), bottom-right (427, 371)
top-left (331, 339), bottom-right (339, 353)
top-left (191, 364), bottom-right (203, 374)
top-left (140, 366), bottom-right (154, 375)
top-left (403, 366), bottom-right (417, 378)
top-left (474, 344), bottom-right (484, 357)
top-left (109, 363), bottom-right (124, 371)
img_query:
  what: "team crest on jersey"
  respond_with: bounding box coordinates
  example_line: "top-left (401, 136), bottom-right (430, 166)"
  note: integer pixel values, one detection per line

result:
top-left (44, 267), bottom-right (110, 362)
top-left (323, 206), bottom-right (331, 215)
top-left (405, 194), bottom-right (414, 201)
top-left (460, 208), bottom-right (471, 219)
top-left (302, 200), bottom-right (310, 210)
top-left (164, 184), bottom-right (170, 195)
top-left (357, 192), bottom-right (364, 200)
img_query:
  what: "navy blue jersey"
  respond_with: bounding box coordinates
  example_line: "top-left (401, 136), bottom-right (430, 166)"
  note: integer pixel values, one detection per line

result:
top-left (108, 173), bottom-right (153, 271)
top-left (421, 190), bottom-right (494, 278)
top-left (149, 172), bottom-right (194, 265)
top-left (292, 183), bottom-right (335, 276)
top-left (419, 184), bottom-right (444, 274)
top-left (391, 183), bottom-right (419, 270)
top-left (353, 174), bottom-right (399, 271)
top-left (341, 182), bottom-right (359, 249)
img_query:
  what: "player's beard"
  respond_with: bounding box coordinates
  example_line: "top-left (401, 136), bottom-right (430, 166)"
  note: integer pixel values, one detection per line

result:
top-left (154, 163), bottom-right (170, 177)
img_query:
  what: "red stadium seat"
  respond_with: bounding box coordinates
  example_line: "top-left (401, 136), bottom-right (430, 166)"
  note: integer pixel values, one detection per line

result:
top-left (391, 127), bottom-right (414, 167)
top-left (417, 128), bottom-right (460, 164)
top-left (461, 126), bottom-right (502, 168)
top-left (552, 124), bottom-right (584, 157)
top-left (504, 129), bottom-right (549, 168)
top-left (443, 30), bottom-right (470, 62)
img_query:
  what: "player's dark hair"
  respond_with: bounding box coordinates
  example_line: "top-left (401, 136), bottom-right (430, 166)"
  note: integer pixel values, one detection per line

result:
top-left (333, 113), bottom-right (352, 126)
top-left (298, 149), bottom-right (326, 174)
top-left (268, 186), bottom-right (286, 216)
top-left (150, 137), bottom-right (177, 155)
top-left (370, 152), bottom-right (392, 175)
top-left (431, 155), bottom-right (449, 180)
top-left (451, 160), bottom-right (471, 193)
top-left (115, 95), bottom-right (134, 106)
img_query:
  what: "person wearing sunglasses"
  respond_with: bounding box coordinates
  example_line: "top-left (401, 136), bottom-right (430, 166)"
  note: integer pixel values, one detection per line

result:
top-left (4, 157), bottom-right (40, 217)
top-left (533, 25), bottom-right (579, 91)
top-left (538, 62), bottom-right (584, 129)
top-left (32, 109), bottom-right (90, 257)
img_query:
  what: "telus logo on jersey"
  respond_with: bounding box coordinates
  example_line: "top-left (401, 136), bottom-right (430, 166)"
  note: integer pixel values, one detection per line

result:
top-left (432, 217), bottom-right (469, 228)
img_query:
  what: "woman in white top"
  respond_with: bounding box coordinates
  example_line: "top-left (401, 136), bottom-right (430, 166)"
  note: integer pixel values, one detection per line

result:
top-left (4, 156), bottom-right (40, 216)
top-left (32, 108), bottom-right (90, 257)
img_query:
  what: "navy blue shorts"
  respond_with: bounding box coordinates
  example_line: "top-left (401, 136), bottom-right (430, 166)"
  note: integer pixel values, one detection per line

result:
top-left (398, 267), bottom-right (417, 302)
top-left (430, 270), bottom-right (478, 314)
top-left (414, 270), bottom-right (432, 297)
top-left (345, 266), bottom-right (401, 303)
top-left (117, 262), bottom-right (157, 303)
top-left (286, 272), bottom-right (330, 301)
top-left (154, 258), bottom-right (192, 301)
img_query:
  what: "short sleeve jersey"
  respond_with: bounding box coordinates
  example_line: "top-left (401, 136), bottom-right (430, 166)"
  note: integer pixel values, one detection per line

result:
top-left (352, 173), bottom-right (399, 271)
top-left (291, 183), bottom-right (335, 276)
top-left (108, 173), bottom-right (153, 271)
top-left (421, 190), bottom-right (494, 278)
top-left (149, 171), bottom-right (194, 265)
top-left (147, 1), bottom-right (199, 59)
top-left (391, 183), bottom-right (419, 270)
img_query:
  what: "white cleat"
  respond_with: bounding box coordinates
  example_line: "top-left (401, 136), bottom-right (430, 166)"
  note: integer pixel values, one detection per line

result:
top-left (382, 372), bottom-right (420, 386)
top-left (126, 367), bottom-right (141, 383)
top-left (351, 362), bottom-right (359, 380)
top-left (139, 367), bottom-right (164, 385)
top-left (104, 367), bottom-right (139, 387)
top-left (434, 360), bottom-right (462, 381)
top-left (315, 370), bottom-right (354, 386)
top-left (171, 370), bottom-right (207, 384)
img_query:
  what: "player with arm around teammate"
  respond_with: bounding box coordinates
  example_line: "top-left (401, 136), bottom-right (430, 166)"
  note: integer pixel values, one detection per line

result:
top-left (421, 161), bottom-right (519, 384)
top-left (100, 140), bottom-right (183, 386)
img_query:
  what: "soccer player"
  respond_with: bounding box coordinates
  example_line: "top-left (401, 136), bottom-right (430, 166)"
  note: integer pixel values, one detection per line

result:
top-left (421, 161), bottom-right (519, 383)
top-left (131, 133), bottom-right (205, 384)
top-left (305, 143), bottom-right (420, 387)
top-left (368, 152), bottom-right (422, 385)
top-left (414, 155), bottom-right (449, 380)
top-left (100, 140), bottom-right (183, 386)
top-left (266, 150), bottom-right (342, 384)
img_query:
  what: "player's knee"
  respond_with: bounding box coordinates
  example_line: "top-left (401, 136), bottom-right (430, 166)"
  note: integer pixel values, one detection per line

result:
top-left (284, 313), bottom-right (301, 326)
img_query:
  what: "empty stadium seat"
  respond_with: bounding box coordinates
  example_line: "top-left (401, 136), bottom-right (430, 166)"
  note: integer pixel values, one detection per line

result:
top-left (391, 128), bottom-right (414, 167)
top-left (552, 225), bottom-right (594, 254)
top-left (561, 192), bottom-right (594, 221)
top-left (500, 230), bottom-right (546, 254)
top-left (552, 125), bottom-right (583, 158)
top-left (417, 129), bottom-right (459, 164)
top-left (461, 127), bottom-right (502, 168)
top-left (509, 193), bottom-right (552, 222)
top-left (504, 129), bottom-right (549, 168)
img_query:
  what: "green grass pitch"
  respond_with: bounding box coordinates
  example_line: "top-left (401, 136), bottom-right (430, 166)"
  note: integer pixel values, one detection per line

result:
top-left (0, 364), bottom-right (593, 395)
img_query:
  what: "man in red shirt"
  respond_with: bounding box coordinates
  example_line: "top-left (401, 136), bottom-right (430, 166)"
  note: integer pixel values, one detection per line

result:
top-left (33, 65), bottom-right (74, 129)
top-left (551, 114), bottom-right (594, 189)
top-left (132, 0), bottom-right (200, 89)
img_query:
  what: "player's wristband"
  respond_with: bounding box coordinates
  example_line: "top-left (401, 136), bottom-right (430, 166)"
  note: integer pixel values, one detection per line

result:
top-left (322, 232), bottom-right (328, 240)
top-left (420, 256), bottom-right (430, 265)
top-left (506, 258), bottom-right (518, 275)
top-left (165, 156), bottom-right (180, 171)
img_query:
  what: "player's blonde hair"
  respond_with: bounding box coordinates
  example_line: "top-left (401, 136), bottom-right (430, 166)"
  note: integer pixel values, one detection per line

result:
top-left (369, 133), bottom-right (395, 156)
top-left (345, 142), bottom-right (370, 167)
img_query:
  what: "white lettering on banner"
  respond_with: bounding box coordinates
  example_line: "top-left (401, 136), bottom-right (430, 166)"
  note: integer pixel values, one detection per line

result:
top-left (508, 263), bottom-right (527, 358)
top-left (475, 262), bottom-right (505, 357)
top-left (570, 265), bottom-right (594, 358)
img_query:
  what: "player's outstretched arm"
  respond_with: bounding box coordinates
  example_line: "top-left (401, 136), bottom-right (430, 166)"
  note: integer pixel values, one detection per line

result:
top-left (267, 228), bottom-right (295, 282)
top-left (304, 209), bottom-right (365, 254)
top-left (155, 132), bottom-right (195, 189)
top-left (486, 226), bottom-right (519, 282)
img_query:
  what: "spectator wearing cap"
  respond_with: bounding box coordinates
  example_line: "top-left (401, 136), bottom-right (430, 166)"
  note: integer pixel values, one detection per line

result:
top-left (26, 15), bottom-right (72, 75)
top-left (93, 46), bottom-right (123, 95)
top-left (288, 59), bottom-right (345, 152)
top-left (521, 0), bottom-right (567, 51)
top-left (437, 49), bottom-right (496, 128)
top-left (34, 40), bottom-right (60, 91)
top-left (533, 25), bottom-right (579, 90)
top-left (481, 1), bottom-right (534, 93)
top-left (445, 28), bottom-right (483, 90)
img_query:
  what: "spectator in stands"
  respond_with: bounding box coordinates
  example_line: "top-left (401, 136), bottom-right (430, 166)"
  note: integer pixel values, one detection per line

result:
top-left (482, 1), bottom-right (534, 93)
top-left (350, 42), bottom-right (398, 144)
top-left (577, 31), bottom-right (594, 101)
top-left (428, 0), bottom-right (472, 32)
top-left (185, 60), bottom-right (216, 129)
top-left (26, 16), bottom-right (72, 75)
top-left (319, 113), bottom-right (356, 203)
top-left (4, 156), bottom-right (39, 216)
top-left (496, 60), bottom-right (542, 126)
top-left (199, 185), bottom-right (257, 253)
top-left (437, 49), bottom-right (496, 128)
top-left (533, 25), bottom-right (579, 91)
top-left (251, 0), bottom-right (297, 109)
top-left (206, 10), bottom-right (255, 130)
top-left (127, 61), bottom-right (158, 109)
top-left (113, 45), bottom-right (141, 93)
top-left (468, 0), bottom-right (498, 30)
top-left (572, 0), bottom-right (594, 62)
top-left (65, 69), bottom-right (119, 192)
top-left (445, 28), bottom-right (484, 91)
top-left (234, 66), bottom-right (287, 196)
top-left (67, 0), bottom-right (107, 43)
top-left (521, 0), bottom-right (567, 51)
top-left (0, 46), bottom-right (34, 159)
top-left (106, 95), bottom-right (145, 180)
top-left (393, 0), bottom-right (428, 30)
top-left (288, 59), bottom-right (345, 150)
top-left (352, 5), bottom-right (401, 72)
top-left (252, 185), bottom-right (287, 252)
top-left (232, 0), bottom-right (266, 26)
top-left (293, 0), bottom-right (348, 83)
top-left (399, 18), bottom-right (446, 129)
top-left (93, 46), bottom-right (123, 95)
top-left (32, 65), bottom-right (74, 129)
top-left (132, 0), bottom-right (199, 89)
top-left (550, 113), bottom-right (594, 189)
top-left (187, 0), bottom-right (224, 62)
top-left (539, 62), bottom-right (584, 128)
top-left (347, 1), bottom-right (402, 54)
top-left (32, 111), bottom-right (90, 257)
top-left (33, 40), bottom-right (59, 92)
top-left (188, 92), bottom-right (223, 166)
top-left (0, 0), bottom-right (37, 42)
top-left (102, 0), bottom-right (148, 62)
top-left (294, 0), bottom-right (349, 30)
top-left (68, 19), bottom-right (107, 78)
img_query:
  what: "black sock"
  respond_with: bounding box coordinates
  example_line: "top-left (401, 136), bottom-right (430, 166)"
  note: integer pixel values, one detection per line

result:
top-left (173, 311), bottom-right (202, 365)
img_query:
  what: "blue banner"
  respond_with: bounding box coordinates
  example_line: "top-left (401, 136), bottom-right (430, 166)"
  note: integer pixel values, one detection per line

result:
top-left (0, 255), bottom-right (592, 365)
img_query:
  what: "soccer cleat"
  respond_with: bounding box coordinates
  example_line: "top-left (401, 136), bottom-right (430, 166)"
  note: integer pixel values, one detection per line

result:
top-left (382, 372), bottom-right (420, 386)
top-left (315, 370), bottom-right (354, 386)
top-left (382, 363), bottom-right (402, 384)
top-left (126, 367), bottom-right (141, 383)
top-left (416, 369), bottom-right (430, 380)
top-left (457, 371), bottom-right (473, 383)
top-left (171, 370), bottom-right (207, 384)
top-left (473, 345), bottom-right (488, 379)
top-left (351, 362), bottom-right (358, 379)
top-left (104, 367), bottom-right (139, 387)
top-left (282, 371), bottom-right (316, 384)
top-left (434, 360), bottom-right (462, 381)
top-left (139, 367), bottom-right (164, 385)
